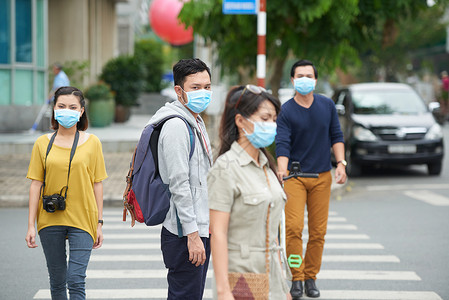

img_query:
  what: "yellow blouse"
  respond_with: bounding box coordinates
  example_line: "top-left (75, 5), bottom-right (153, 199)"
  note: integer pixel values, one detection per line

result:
top-left (27, 133), bottom-right (108, 241)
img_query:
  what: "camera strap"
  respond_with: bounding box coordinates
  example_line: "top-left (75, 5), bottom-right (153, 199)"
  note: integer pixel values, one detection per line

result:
top-left (41, 130), bottom-right (80, 199)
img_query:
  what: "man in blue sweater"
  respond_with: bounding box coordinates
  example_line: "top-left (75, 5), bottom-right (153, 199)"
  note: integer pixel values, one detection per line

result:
top-left (276, 60), bottom-right (347, 299)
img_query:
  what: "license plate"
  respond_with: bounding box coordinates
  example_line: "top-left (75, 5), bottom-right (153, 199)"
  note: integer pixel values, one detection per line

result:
top-left (388, 145), bottom-right (417, 154)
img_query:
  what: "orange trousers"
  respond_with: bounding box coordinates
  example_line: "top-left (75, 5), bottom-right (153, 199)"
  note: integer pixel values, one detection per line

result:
top-left (284, 171), bottom-right (332, 281)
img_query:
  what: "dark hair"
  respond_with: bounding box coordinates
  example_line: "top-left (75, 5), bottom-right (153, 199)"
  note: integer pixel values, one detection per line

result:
top-left (173, 58), bottom-right (211, 88)
top-left (51, 86), bottom-right (88, 131)
top-left (290, 59), bottom-right (318, 79)
top-left (53, 62), bottom-right (63, 70)
top-left (218, 86), bottom-right (281, 174)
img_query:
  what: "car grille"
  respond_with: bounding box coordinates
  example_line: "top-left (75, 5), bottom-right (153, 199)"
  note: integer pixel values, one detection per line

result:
top-left (372, 127), bottom-right (427, 141)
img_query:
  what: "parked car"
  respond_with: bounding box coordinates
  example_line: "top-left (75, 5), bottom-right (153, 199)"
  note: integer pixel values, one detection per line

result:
top-left (332, 83), bottom-right (444, 176)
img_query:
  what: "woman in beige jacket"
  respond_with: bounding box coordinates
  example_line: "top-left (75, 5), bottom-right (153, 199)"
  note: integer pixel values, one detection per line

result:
top-left (207, 85), bottom-right (291, 300)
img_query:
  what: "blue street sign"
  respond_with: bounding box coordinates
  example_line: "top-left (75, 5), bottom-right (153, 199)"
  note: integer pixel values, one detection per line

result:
top-left (223, 0), bottom-right (257, 15)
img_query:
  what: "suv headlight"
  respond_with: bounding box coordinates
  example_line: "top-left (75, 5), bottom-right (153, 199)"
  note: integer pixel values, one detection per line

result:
top-left (353, 125), bottom-right (378, 141)
top-left (425, 124), bottom-right (443, 140)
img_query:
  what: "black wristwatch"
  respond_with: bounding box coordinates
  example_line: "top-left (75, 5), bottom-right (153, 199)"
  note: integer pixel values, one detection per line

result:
top-left (98, 219), bottom-right (104, 225)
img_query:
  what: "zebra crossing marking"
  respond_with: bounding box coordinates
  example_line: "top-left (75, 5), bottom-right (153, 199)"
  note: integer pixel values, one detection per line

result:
top-left (404, 190), bottom-right (449, 206)
top-left (90, 254), bottom-right (163, 262)
top-left (33, 289), bottom-right (212, 299)
top-left (366, 183), bottom-right (449, 191)
top-left (33, 289), bottom-right (442, 300)
top-left (85, 269), bottom-right (213, 279)
top-left (318, 270), bottom-right (421, 280)
top-left (318, 290), bottom-right (442, 300)
top-left (322, 255), bottom-right (400, 262)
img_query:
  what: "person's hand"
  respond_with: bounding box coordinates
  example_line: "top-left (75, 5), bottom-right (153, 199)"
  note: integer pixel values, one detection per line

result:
top-left (217, 290), bottom-right (235, 300)
top-left (187, 231), bottom-right (206, 267)
top-left (335, 165), bottom-right (347, 184)
top-left (286, 292), bottom-right (292, 300)
top-left (93, 224), bottom-right (103, 249)
top-left (25, 226), bottom-right (38, 248)
top-left (277, 169), bottom-right (287, 184)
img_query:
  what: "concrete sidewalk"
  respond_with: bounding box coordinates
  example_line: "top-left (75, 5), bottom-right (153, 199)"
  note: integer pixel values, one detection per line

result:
top-left (0, 113), bottom-right (346, 207)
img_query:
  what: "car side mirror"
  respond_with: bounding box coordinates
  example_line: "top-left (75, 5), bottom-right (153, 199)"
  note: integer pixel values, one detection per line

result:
top-left (335, 104), bottom-right (346, 115)
top-left (428, 102), bottom-right (440, 113)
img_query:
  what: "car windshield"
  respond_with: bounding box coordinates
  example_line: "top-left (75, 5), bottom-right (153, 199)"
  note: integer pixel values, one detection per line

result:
top-left (352, 89), bottom-right (427, 115)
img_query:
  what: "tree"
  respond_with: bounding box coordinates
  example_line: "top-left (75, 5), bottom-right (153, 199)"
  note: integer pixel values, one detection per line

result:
top-left (349, 1), bottom-right (448, 82)
top-left (134, 39), bottom-right (165, 93)
top-left (180, 0), bottom-right (360, 95)
top-left (179, 0), bottom-right (447, 92)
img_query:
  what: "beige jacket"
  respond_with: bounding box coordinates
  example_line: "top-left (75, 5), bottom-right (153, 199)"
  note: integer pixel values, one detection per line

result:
top-left (208, 141), bottom-right (289, 299)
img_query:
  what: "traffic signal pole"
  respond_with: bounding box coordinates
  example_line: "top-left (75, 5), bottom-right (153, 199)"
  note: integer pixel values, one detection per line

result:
top-left (257, 0), bottom-right (266, 87)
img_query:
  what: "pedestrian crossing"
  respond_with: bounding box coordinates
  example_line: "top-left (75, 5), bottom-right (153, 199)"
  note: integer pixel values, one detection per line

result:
top-left (32, 209), bottom-right (444, 300)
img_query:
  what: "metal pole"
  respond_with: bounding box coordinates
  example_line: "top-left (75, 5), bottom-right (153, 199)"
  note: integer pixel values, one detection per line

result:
top-left (257, 0), bottom-right (266, 87)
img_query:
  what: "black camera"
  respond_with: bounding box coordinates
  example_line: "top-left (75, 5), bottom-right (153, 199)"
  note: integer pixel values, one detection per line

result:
top-left (43, 194), bottom-right (66, 213)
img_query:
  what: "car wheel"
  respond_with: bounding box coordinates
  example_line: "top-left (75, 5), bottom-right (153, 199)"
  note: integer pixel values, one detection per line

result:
top-left (346, 149), bottom-right (362, 177)
top-left (427, 162), bottom-right (442, 176)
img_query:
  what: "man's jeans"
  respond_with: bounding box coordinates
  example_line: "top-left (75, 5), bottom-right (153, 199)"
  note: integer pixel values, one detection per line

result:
top-left (39, 226), bottom-right (93, 300)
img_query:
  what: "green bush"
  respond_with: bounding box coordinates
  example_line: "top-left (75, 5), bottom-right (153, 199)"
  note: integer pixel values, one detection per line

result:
top-left (100, 56), bottom-right (145, 107)
top-left (84, 82), bottom-right (113, 102)
top-left (134, 39), bottom-right (164, 93)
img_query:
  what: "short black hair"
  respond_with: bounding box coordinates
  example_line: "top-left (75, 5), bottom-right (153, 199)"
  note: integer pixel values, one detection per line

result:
top-left (173, 58), bottom-right (211, 88)
top-left (51, 86), bottom-right (88, 131)
top-left (290, 59), bottom-right (318, 79)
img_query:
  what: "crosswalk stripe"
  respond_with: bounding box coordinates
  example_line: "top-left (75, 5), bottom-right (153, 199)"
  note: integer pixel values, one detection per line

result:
top-left (90, 254), bottom-right (163, 262)
top-left (315, 224), bottom-right (357, 230)
top-left (99, 242), bottom-right (383, 250)
top-left (89, 254), bottom-right (400, 263)
top-left (104, 233), bottom-right (160, 239)
top-left (404, 190), bottom-right (449, 206)
top-left (33, 289), bottom-right (442, 300)
top-left (101, 243), bottom-right (160, 250)
top-left (322, 255), bottom-right (400, 262)
top-left (321, 234), bottom-right (369, 240)
top-left (103, 210), bottom-right (125, 216)
top-left (103, 224), bottom-right (159, 230)
top-left (305, 216), bottom-right (347, 222)
top-left (318, 270), bottom-right (421, 280)
top-left (366, 183), bottom-right (449, 191)
top-left (106, 224), bottom-right (359, 230)
top-left (34, 289), bottom-right (212, 299)
top-left (104, 233), bottom-right (370, 240)
top-left (318, 290), bottom-right (442, 300)
top-left (85, 269), bottom-right (213, 279)
top-left (322, 243), bottom-right (384, 249)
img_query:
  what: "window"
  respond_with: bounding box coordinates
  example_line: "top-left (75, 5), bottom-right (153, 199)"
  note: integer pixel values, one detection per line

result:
top-left (15, 0), bottom-right (32, 63)
top-left (0, 0), bottom-right (47, 106)
top-left (0, 0), bottom-right (11, 64)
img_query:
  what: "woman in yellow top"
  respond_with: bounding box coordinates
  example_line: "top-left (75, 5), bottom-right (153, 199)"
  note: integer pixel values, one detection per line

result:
top-left (25, 86), bottom-right (108, 300)
top-left (207, 85), bottom-right (291, 300)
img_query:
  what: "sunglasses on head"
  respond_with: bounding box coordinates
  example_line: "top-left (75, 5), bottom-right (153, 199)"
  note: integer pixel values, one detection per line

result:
top-left (234, 84), bottom-right (267, 109)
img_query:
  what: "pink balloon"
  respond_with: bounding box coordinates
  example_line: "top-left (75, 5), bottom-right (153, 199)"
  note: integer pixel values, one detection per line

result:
top-left (149, 0), bottom-right (194, 46)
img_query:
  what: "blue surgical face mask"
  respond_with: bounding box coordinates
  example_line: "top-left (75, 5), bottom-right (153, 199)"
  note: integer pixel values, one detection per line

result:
top-left (181, 88), bottom-right (212, 114)
top-left (54, 109), bottom-right (81, 128)
top-left (243, 119), bottom-right (277, 148)
top-left (293, 77), bottom-right (316, 95)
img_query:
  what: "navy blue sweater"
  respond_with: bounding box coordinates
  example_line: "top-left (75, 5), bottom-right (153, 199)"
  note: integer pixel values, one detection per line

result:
top-left (275, 94), bottom-right (344, 173)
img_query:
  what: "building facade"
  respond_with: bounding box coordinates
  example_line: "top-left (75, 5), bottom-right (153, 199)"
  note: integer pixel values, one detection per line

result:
top-left (0, 0), bottom-right (126, 132)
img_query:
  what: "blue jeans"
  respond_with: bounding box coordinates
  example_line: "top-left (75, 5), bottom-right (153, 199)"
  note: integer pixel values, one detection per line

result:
top-left (39, 226), bottom-right (93, 300)
top-left (161, 227), bottom-right (210, 300)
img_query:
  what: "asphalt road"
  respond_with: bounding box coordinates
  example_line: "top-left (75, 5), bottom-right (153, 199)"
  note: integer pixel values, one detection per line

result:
top-left (1, 125), bottom-right (448, 300)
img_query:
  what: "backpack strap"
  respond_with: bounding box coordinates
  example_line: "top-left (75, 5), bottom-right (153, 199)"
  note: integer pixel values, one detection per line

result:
top-left (150, 115), bottom-right (196, 238)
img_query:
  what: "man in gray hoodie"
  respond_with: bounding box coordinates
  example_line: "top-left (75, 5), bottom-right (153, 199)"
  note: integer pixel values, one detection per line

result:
top-left (148, 58), bottom-right (213, 299)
